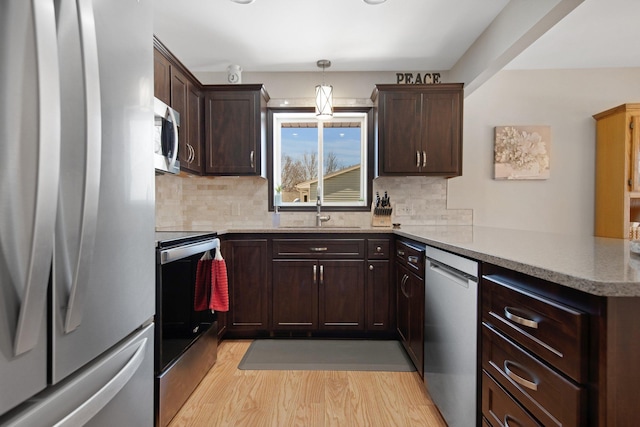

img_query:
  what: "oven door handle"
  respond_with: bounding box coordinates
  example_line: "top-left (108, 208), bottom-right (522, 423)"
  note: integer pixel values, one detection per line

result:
top-left (160, 239), bottom-right (219, 264)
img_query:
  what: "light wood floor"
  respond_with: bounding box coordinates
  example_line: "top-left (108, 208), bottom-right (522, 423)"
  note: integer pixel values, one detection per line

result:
top-left (168, 340), bottom-right (447, 427)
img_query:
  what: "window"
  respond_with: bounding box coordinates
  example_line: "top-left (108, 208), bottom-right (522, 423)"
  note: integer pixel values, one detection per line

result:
top-left (270, 109), bottom-right (371, 210)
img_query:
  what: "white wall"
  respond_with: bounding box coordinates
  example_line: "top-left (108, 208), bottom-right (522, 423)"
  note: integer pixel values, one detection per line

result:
top-left (448, 67), bottom-right (640, 236)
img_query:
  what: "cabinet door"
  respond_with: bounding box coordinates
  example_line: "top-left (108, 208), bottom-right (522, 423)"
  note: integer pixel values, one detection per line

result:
top-left (205, 90), bottom-right (259, 175)
top-left (367, 260), bottom-right (391, 331)
top-left (272, 260), bottom-right (318, 329)
top-left (396, 263), bottom-right (411, 344)
top-left (422, 91), bottom-right (462, 175)
top-left (227, 240), bottom-right (268, 331)
top-left (319, 260), bottom-right (364, 330)
top-left (182, 83), bottom-right (203, 174)
top-left (170, 69), bottom-right (189, 170)
top-left (379, 91), bottom-right (422, 174)
top-left (408, 272), bottom-right (425, 377)
top-left (154, 49), bottom-right (170, 105)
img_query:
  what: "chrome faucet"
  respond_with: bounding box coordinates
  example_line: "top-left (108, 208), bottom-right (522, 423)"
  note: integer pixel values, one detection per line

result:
top-left (316, 195), bottom-right (331, 227)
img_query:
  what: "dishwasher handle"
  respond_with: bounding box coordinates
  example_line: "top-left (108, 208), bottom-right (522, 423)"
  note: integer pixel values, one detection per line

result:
top-left (427, 258), bottom-right (477, 288)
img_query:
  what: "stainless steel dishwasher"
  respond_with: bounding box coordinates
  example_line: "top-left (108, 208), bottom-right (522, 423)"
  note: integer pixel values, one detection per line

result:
top-left (424, 245), bottom-right (479, 427)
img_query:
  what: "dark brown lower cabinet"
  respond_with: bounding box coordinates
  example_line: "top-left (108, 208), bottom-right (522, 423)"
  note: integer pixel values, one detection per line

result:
top-left (225, 239), bottom-right (268, 333)
top-left (396, 262), bottom-right (424, 376)
top-left (272, 259), bottom-right (364, 331)
top-left (366, 260), bottom-right (392, 331)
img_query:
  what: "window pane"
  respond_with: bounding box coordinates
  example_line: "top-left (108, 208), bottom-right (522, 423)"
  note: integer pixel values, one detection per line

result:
top-left (323, 123), bottom-right (362, 203)
top-left (280, 123), bottom-right (318, 204)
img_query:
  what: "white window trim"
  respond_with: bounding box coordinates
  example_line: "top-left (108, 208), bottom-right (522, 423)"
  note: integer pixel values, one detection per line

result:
top-left (273, 111), bottom-right (368, 207)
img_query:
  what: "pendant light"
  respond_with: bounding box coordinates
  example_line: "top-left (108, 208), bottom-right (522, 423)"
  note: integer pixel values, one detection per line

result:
top-left (315, 59), bottom-right (333, 120)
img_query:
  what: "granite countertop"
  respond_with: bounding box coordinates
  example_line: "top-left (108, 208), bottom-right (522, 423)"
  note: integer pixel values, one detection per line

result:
top-left (157, 225), bottom-right (640, 297)
top-left (395, 225), bottom-right (640, 297)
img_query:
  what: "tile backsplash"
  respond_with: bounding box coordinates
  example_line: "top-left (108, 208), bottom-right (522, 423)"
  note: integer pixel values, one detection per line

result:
top-left (155, 174), bottom-right (472, 230)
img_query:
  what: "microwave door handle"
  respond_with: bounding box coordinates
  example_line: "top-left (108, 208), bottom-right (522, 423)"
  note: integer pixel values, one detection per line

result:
top-left (63, 0), bottom-right (102, 334)
top-left (13, 0), bottom-right (62, 356)
top-left (167, 106), bottom-right (179, 171)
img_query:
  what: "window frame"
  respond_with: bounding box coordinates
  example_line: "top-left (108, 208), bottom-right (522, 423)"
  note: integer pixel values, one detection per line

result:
top-left (267, 106), bottom-right (374, 212)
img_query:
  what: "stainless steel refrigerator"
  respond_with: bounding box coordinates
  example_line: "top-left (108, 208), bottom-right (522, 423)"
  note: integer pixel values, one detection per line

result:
top-left (0, 0), bottom-right (155, 425)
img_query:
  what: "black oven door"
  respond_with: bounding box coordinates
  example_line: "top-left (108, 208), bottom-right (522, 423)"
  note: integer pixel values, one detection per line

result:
top-left (156, 238), bottom-right (218, 373)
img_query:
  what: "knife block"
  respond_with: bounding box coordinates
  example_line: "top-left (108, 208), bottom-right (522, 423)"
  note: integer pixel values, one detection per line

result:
top-left (371, 204), bottom-right (393, 228)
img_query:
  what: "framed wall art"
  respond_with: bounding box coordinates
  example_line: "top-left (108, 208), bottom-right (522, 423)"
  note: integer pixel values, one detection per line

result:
top-left (494, 125), bottom-right (551, 180)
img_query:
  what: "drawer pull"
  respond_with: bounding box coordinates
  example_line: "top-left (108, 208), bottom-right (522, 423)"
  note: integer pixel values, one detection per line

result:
top-left (408, 255), bottom-right (419, 263)
top-left (504, 307), bottom-right (539, 329)
top-left (376, 246), bottom-right (382, 252)
top-left (310, 247), bottom-right (328, 252)
top-left (504, 360), bottom-right (538, 391)
top-left (504, 415), bottom-right (523, 427)
top-left (397, 249), bottom-right (405, 257)
top-left (313, 265), bottom-right (317, 284)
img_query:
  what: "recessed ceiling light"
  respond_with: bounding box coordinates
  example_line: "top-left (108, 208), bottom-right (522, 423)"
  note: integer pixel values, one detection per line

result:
top-left (363, 0), bottom-right (387, 4)
top-left (230, 0), bottom-right (255, 4)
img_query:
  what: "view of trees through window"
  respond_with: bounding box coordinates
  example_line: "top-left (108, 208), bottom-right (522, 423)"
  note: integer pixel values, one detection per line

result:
top-left (273, 112), bottom-right (367, 206)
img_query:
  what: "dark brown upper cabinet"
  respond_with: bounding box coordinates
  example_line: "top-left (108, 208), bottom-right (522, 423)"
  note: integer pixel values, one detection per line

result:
top-left (372, 84), bottom-right (463, 177)
top-left (153, 38), bottom-right (205, 175)
top-left (204, 85), bottom-right (269, 176)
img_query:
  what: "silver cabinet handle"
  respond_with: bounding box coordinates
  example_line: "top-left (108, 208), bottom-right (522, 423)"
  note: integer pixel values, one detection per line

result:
top-left (416, 151), bottom-right (420, 167)
top-left (504, 415), bottom-right (522, 427)
top-left (504, 307), bottom-right (539, 329)
top-left (11, 0), bottom-right (62, 356)
top-left (376, 246), bottom-right (382, 253)
top-left (422, 151), bottom-right (427, 167)
top-left (504, 360), bottom-right (538, 391)
top-left (369, 265), bottom-right (374, 271)
top-left (313, 265), bottom-right (317, 284)
top-left (319, 265), bottom-right (324, 285)
top-left (397, 249), bottom-right (405, 257)
top-left (62, 0), bottom-right (102, 334)
top-left (408, 255), bottom-right (419, 263)
top-left (250, 150), bottom-right (255, 168)
top-left (310, 247), bottom-right (328, 252)
top-left (400, 274), bottom-right (409, 298)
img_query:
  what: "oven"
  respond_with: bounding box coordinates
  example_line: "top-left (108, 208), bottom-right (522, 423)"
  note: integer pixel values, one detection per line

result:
top-left (155, 232), bottom-right (219, 427)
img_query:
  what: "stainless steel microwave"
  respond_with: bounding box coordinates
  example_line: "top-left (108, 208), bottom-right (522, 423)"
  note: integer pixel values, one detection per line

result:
top-left (154, 97), bottom-right (180, 174)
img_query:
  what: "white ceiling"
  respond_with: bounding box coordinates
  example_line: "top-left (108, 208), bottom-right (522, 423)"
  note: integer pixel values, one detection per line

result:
top-left (153, 0), bottom-right (640, 76)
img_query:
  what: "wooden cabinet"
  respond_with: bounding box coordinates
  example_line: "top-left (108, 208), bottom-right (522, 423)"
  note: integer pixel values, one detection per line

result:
top-left (272, 239), bottom-right (365, 331)
top-left (154, 48), bottom-right (171, 105)
top-left (481, 265), bottom-right (590, 426)
top-left (153, 39), bottom-right (205, 175)
top-left (182, 83), bottom-right (204, 174)
top-left (593, 103), bottom-right (640, 238)
top-left (372, 84), bottom-right (463, 177)
top-left (225, 239), bottom-right (268, 333)
top-left (204, 85), bottom-right (269, 176)
top-left (395, 239), bottom-right (425, 376)
top-left (366, 239), bottom-right (392, 331)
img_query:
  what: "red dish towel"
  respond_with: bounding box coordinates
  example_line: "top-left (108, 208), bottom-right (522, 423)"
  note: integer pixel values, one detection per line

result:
top-left (210, 250), bottom-right (229, 312)
top-left (194, 256), bottom-right (212, 311)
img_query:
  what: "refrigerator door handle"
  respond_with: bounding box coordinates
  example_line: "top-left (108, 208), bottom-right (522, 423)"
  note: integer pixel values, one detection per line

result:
top-left (53, 337), bottom-right (148, 427)
top-left (63, 0), bottom-right (102, 334)
top-left (13, 0), bottom-right (62, 356)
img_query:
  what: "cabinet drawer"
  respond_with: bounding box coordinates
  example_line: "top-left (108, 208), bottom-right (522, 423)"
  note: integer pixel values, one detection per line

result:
top-left (482, 370), bottom-right (542, 427)
top-left (482, 325), bottom-right (586, 427)
top-left (367, 239), bottom-right (390, 259)
top-left (395, 240), bottom-right (424, 276)
top-left (482, 275), bottom-right (587, 383)
top-left (273, 239), bottom-right (364, 259)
